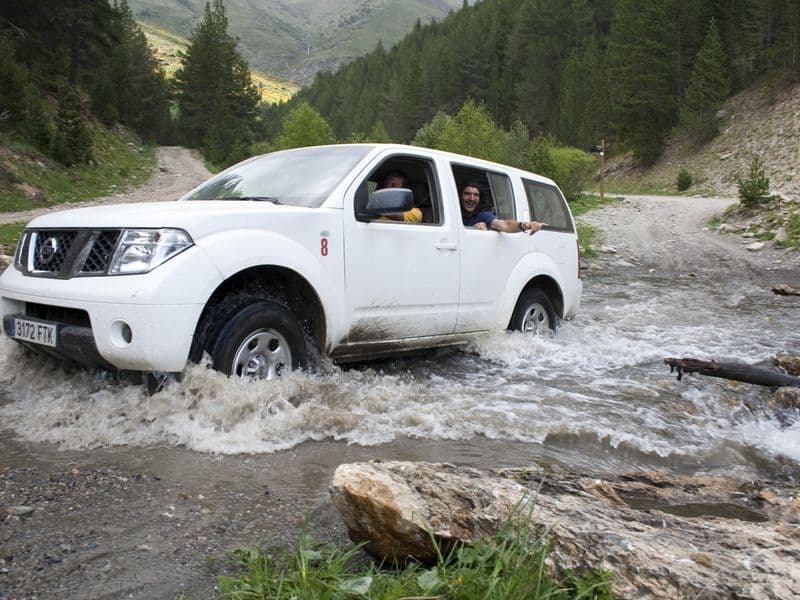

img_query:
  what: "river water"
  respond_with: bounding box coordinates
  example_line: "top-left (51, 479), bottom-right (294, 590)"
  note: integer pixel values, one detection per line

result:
top-left (1, 268), bottom-right (798, 481)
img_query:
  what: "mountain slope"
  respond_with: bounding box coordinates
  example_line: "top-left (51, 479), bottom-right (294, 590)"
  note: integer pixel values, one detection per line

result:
top-left (127, 0), bottom-right (466, 83)
top-left (140, 22), bottom-right (300, 103)
top-left (608, 80), bottom-right (800, 203)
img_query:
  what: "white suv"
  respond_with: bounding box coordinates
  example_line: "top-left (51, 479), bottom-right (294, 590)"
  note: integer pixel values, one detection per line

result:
top-left (0, 144), bottom-right (582, 382)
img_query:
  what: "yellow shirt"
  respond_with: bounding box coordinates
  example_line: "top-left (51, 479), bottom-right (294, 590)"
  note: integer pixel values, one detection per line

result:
top-left (403, 207), bottom-right (423, 223)
top-left (378, 207), bottom-right (423, 223)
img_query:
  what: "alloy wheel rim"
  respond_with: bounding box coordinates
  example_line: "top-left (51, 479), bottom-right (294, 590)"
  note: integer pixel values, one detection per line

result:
top-left (522, 304), bottom-right (549, 335)
top-left (232, 328), bottom-right (292, 379)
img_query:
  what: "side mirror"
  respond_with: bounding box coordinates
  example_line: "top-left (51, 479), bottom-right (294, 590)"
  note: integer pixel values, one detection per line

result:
top-left (358, 188), bottom-right (413, 220)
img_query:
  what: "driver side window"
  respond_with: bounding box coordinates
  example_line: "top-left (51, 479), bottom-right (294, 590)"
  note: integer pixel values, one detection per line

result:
top-left (354, 157), bottom-right (441, 225)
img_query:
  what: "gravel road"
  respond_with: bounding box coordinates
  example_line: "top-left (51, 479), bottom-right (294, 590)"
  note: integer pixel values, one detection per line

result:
top-left (581, 193), bottom-right (800, 284)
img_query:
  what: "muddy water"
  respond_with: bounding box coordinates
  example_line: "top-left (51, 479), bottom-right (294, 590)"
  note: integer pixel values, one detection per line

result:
top-left (2, 270), bottom-right (798, 481)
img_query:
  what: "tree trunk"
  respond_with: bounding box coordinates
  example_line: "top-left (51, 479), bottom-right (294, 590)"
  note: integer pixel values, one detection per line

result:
top-left (664, 357), bottom-right (800, 387)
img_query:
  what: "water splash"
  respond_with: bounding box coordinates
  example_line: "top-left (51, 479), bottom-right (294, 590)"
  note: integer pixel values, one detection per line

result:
top-left (1, 272), bottom-right (797, 477)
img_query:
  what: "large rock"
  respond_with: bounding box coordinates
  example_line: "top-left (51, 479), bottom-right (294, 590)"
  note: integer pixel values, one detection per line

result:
top-left (330, 461), bottom-right (800, 599)
top-left (775, 353), bottom-right (800, 375)
top-left (329, 461), bottom-right (525, 563)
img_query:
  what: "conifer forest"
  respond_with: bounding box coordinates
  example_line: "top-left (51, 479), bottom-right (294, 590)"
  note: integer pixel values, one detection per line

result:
top-left (1, 0), bottom-right (799, 170)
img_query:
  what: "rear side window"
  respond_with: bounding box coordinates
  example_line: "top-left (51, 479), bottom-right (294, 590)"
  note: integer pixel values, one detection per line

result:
top-left (451, 164), bottom-right (516, 221)
top-left (523, 180), bottom-right (574, 233)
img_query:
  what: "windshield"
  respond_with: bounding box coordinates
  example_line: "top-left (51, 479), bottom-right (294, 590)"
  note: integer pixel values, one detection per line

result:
top-left (181, 145), bottom-right (374, 208)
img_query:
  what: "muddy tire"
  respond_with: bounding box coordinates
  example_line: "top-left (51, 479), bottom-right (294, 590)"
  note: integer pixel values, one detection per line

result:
top-left (197, 294), bottom-right (308, 379)
top-left (509, 288), bottom-right (558, 335)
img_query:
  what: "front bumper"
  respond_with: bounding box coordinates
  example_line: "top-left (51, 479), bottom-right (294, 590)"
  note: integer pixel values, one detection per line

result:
top-left (0, 249), bottom-right (221, 372)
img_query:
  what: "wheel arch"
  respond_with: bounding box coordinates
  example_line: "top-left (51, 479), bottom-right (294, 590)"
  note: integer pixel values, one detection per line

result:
top-left (190, 265), bottom-right (327, 362)
top-left (506, 275), bottom-right (564, 329)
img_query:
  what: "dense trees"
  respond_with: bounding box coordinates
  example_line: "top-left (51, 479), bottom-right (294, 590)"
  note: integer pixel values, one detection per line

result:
top-left (3, 0), bottom-right (799, 170)
top-left (295, 0), bottom-right (800, 166)
top-left (680, 19), bottom-right (730, 142)
top-left (0, 0), bottom-right (171, 162)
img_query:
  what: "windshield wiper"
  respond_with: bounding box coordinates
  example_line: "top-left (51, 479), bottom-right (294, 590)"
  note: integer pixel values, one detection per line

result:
top-left (218, 196), bottom-right (281, 204)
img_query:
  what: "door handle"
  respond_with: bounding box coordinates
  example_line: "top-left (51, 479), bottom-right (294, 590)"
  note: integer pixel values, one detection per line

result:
top-left (435, 241), bottom-right (458, 251)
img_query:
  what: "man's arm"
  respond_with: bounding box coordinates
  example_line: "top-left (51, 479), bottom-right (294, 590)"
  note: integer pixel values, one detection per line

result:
top-left (489, 218), bottom-right (545, 235)
top-left (381, 208), bottom-right (422, 223)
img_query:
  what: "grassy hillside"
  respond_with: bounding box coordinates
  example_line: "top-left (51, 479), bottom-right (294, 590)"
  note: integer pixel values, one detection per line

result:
top-left (140, 22), bottom-right (300, 104)
top-left (0, 126), bottom-right (156, 254)
top-left (128, 0), bottom-right (466, 83)
top-left (605, 79), bottom-right (800, 203)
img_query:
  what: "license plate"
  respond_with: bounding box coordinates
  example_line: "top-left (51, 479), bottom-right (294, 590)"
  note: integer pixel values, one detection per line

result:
top-left (11, 317), bottom-right (57, 348)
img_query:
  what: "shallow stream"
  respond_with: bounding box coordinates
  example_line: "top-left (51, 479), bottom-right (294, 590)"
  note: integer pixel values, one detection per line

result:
top-left (2, 269), bottom-right (797, 481)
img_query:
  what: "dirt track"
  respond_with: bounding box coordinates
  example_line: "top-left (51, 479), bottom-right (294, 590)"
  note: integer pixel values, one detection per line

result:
top-left (0, 147), bottom-right (211, 226)
top-left (581, 193), bottom-right (800, 281)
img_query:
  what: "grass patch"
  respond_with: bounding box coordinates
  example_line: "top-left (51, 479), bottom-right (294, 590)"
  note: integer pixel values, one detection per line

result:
top-left (569, 193), bottom-right (620, 217)
top-left (576, 221), bottom-right (599, 259)
top-left (777, 213), bottom-right (800, 250)
top-left (0, 125), bottom-right (155, 213)
top-left (569, 194), bottom-right (617, 259)
top-left (720, 196), bottom-right (800, 251)
top-left (219, 512), bottom-right (613, 599)
top-left (0, 222), bottom-right (25, 255)
top-left (591, 181), bottom-right (673, 195)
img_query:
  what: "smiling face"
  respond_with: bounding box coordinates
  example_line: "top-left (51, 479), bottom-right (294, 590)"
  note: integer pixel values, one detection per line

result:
top-left (460, 185), bottom-right (481, 214)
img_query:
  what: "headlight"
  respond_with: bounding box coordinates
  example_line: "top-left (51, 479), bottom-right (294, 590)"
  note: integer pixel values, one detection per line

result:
top-left (109, 228), bottom-right (193, 275)
top-left (13, 231), bottom-right (28, 271)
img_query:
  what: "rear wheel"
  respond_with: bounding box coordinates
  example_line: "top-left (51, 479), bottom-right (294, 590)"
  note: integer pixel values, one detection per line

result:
top-left (509, 288), bottom-right (557, 335)
top-left (197, 295), bottom-right (309, 379)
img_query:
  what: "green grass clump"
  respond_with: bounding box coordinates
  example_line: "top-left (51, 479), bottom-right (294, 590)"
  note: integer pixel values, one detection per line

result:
top-left (569, 194), bottom-right (620, 217)
top-left (778, 213), bottom-right (800, 250)
top-left (568, 194), bottom-right (618, 260)
top-left (576, 221), bottom-right (599, 259)
top-left (0, 222), bottom-right (25, 255)
top-left (0, 126), bottom-right (155, 213)
top-left (219, 510), bottom-right (613, 599)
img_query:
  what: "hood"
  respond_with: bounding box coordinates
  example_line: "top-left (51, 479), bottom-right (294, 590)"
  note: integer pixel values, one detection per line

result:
top-left (26, 201), bottom-right (330, 238)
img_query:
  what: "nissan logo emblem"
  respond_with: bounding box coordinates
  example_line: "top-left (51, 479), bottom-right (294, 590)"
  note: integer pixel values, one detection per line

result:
top-left (37, 237), bottom-right (59, 265)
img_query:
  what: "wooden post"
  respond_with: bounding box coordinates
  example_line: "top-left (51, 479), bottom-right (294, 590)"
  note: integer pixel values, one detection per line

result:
top-left (599, 138), bottom-right (605, 202)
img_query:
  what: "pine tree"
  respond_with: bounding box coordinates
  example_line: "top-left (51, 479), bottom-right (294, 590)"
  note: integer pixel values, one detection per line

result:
top-left (174, 0), bottom-right (259, 160)
top-left (0, 35), bottom-right (30, 124)
top-left (53, 86), bottom-right (93, 165)
top-left (103, 0), bottom-right (171, 141)
top-left (607, 0), bottom-right (677, 165)
top-left (680, 19), bottom-right (730, 142)
top-left (557, 36), bottom-right (606, 150)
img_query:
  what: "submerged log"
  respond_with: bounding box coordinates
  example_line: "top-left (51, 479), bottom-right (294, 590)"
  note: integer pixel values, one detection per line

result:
top-left (665, 357), bottom-right (800, 388)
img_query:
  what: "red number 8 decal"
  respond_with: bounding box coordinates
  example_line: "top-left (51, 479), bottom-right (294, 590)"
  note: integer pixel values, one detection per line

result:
top-left (320, 237), bottom-right (328, 256)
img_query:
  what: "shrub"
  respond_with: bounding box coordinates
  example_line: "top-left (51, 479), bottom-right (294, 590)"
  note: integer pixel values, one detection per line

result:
top-left (547, 145), bottom-right (596, 202)
top-left (676, 168), bottom-right (693, 191)
top-left (737, 157), bottom-right (770, 208)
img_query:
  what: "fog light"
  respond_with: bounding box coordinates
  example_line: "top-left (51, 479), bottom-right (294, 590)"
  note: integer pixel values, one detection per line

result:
top-left (110, 320), bottom-right (133, 347)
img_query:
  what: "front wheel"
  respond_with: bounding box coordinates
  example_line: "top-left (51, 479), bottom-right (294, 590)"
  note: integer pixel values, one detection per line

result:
top-left (509, 288), bottom-right (557, 335)
top-left (206, 298), bottom-right (308, 380)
